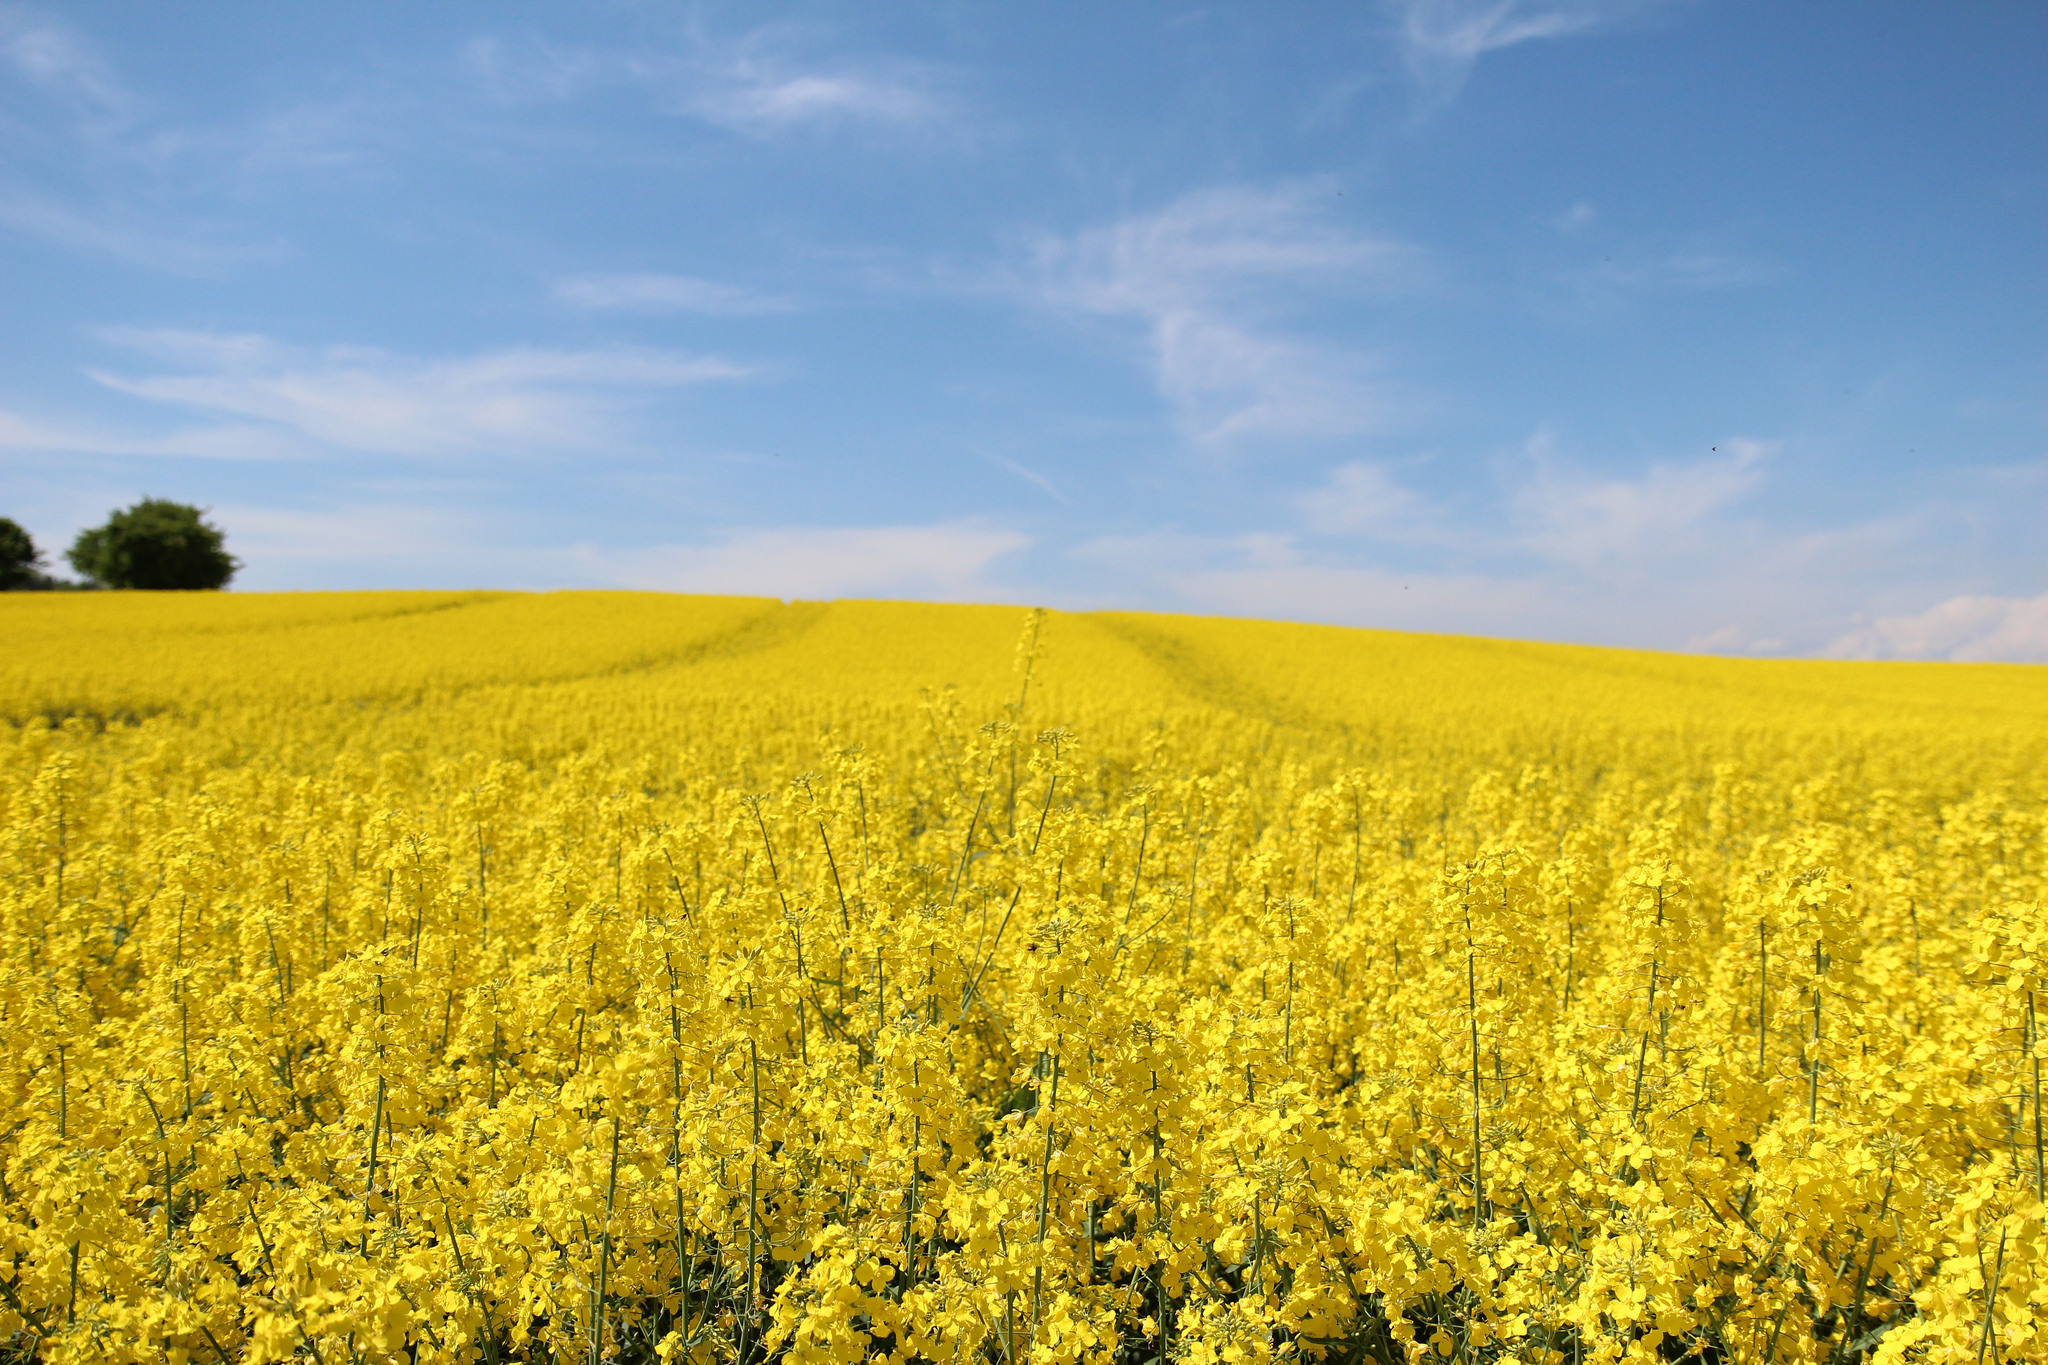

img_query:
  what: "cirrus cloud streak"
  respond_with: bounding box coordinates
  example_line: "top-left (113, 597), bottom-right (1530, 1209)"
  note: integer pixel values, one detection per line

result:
top-left (79, 328), bottom-right (754, 458)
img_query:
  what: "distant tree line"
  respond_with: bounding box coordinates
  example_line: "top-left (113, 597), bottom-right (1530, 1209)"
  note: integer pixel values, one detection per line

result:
top-left (1, 499), bottom-right (238, 591)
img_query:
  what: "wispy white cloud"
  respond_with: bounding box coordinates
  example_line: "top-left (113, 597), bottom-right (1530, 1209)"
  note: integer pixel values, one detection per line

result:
top-left (1513, 435), bottom-right (1769, 565)
top-left (0, 186), bottom-right (279, 270)
top-left (1553, 200), bottom-right (1598, 233)
top-left (456, 35), bottom-right (604, 104)
top-left (580, 521), bottom-right (1029, 600)
top-left (1030, 183), bottom-right (1420, 441)
top-left (981, 451), bottom-right (1067, 504)
top-left (1824, 592), bottom-right (2048, 663)
top-left (1390, 0), bottom-right (1640, 104)
top-left (1588, 252), bottom-right (1771, 292)
top-left (1164, 314), bottom-right (1405, 443)
top-left (0, 4), bottom-right (135, 126)
top-left (555, 272), bottom-right (798, 315)
top-left (0, 7), bottom-right (371, 268)
top-left (1298, 460), bottom-right (1428, 536)
top-left (1293, 436), bottom-right (1769, 563)
top-left (692, 66), bottom-right (939, 134)
top-left (1562, 249), bottom-right (1776, 311)
top-left (0, 405), bottom-right (318, 460)
top-left (81, 328), bottom-right (754, 457)
top-left (223, 96), bottom-right (395, 178)
top-left (1035, 183), bottom-right (1411, 316)
top-left (461, 26), bottom-right (949, 138)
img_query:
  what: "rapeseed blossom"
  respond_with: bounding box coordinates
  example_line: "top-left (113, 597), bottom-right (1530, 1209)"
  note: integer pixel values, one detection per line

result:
top-left (2, 591), bottom-right (2045, 1363)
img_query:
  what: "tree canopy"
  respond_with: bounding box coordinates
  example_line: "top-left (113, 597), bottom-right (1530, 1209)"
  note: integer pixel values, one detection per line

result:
top-left (0, 517), bottom-right (49, 590)
top-left (68, 499), bottom-right (238, 591)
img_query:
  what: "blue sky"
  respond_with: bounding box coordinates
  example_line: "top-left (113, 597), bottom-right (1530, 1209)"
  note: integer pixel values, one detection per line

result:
top-left (2, 1), bottom-right (2044, 658)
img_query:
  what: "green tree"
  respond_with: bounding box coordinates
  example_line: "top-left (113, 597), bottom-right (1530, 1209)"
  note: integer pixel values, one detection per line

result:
top-left (68, 499), bottom-right (239, 591)
top-left (1, 517), bottom-right (51, 590)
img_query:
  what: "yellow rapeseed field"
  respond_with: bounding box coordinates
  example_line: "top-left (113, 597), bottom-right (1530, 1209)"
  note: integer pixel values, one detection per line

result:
top-left (3, 591), bottom-right (2045, 1364)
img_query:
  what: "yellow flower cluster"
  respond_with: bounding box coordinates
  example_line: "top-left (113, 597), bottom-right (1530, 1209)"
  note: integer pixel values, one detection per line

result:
top-left (3, 591), bottom-right (2046, 1364)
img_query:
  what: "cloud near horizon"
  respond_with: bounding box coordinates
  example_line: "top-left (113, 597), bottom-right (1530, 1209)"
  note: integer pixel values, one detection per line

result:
top-left (1080, 436), bottom-right (2036, 660)
top-left (577, 522), bottom-right (1031, 600)
top-left (1825, 591), bottom-right (2048, 663)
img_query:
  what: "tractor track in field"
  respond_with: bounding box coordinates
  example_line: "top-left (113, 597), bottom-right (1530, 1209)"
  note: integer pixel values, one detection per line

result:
top-left (1088, 612), bottom-right (1334, 736)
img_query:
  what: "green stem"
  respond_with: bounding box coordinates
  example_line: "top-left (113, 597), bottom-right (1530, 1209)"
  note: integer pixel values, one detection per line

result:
top-left (1033, 1052), bottom-right (1062, 1334)
top-left (361, 1075), bottom-right (385, 1257)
